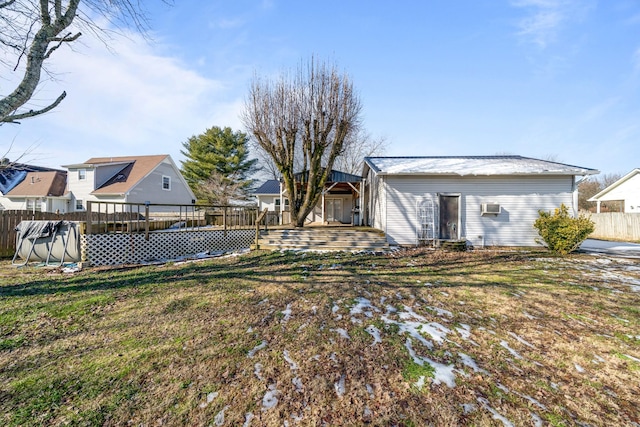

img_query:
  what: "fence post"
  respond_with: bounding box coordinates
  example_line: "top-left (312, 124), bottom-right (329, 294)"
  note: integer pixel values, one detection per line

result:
top-left (86, 201), bottom-right (92, 234)
top-left (145, 203), bottom-right (150, 241)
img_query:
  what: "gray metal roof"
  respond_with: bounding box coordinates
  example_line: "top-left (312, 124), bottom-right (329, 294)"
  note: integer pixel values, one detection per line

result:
top-left (364, 156), bottom-right (599, 176)
top-left (253, 179), bottom-right (280, 195)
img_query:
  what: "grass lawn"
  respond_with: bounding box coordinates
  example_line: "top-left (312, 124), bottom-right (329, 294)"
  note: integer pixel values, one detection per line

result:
top-left (0, 248), bottom-right (639, 426)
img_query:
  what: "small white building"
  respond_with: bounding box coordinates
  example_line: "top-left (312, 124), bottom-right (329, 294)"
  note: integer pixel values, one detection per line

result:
top-left (588, 168), bottom-right (640, 213)
top-left (363, 156), bottom-right (598, 247)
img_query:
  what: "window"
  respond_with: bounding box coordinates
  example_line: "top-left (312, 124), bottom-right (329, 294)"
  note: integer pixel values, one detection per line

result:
top-left (26, 199), bottom-right (34, 211)
top-left (162, 175), bottom-right (171, 190)
top-left (78, 169), bottom-right (86, 180)
top-left (76, 199), bottom-right (83, 211)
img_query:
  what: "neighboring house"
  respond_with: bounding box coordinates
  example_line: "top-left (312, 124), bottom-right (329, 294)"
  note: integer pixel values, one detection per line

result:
top-left (2, 171), bottom-right (68, 212)
top-left (0, 162), bottom-right (68, 212)
top-left (363, 156), bottom-right (598, 247)
top-left (588, 168), bottom-right (640, 213)
top-left (62, 155), bottom-right (196, 211)
top-left (254, 179), bottom-right (285, 212)
top-left (253, 169), bottom-right (364, 225)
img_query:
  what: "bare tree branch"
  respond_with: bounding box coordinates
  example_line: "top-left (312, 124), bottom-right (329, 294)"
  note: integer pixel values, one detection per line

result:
top-left (1, 90), bottom-right (66, 123)
top-left (0, 0), bottom-right (163, 124)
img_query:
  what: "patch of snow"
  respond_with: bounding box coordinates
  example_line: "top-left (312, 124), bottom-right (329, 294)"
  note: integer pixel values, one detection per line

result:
top-left (365, 325), bottom-right (382, 345)
top-left (254, 363), bottom-right (263, 380)
top-left (334, 328), bottom-right (351, 340)
top-left (283, 350), bottom-right (299, 370)
top-left (243, 412), bottom-right (254, 427)
top-left (624, 354), bottom-right (640, 363)
top-left (363, 406), bottom-right (372, 418)
top-left (477, 397), bottom-right (514, 427)
top-left (248, 341), bottom-right (267, 358)
top-left (592, 354), bottom-right (606, 364)
top-left (262, 384), bottom-right (279, 410)
top-left (281, 304), bottom-right (292, 322)
top-left (500, 341), bottom-right (523, 359)
top-left (462, 403), bottom-right (477, 414)
top-left (414, 375), bottom-right (426, 391)
top-left (366, 384), bottom-right (375, 399)
top-left (519, 393), bottom-right (547, 410)
top-left (496, 382), bottom-right (510, 393)
top-left (311, 305), bottom-right (318, 315)
top-left (350, 297), bottom-right (379, 317)
top-left (425, 305), bottom-right (454, 318)
top-left (405, 338), bottom-right (456, 388)
top-left (531, 412), bottom-right (543, 427)
top-left (508, 332), bottom-right (535, 349)
top-left (574, 364), bottom-right (585, 373)
top-left (458, 352), bottom-right (489, 374)
top-left (214, 405), bottom-right (229, 426)
top-left (329, 352), bottom-right (338, 363)
top-left (199, 391), bottom-right (219, 408)
top-left (334, 374), bottom-right (346, 397)
top-left (246, 326), bottom-right (253, 333)
top-left (292, 377), bottom-right (304, 392)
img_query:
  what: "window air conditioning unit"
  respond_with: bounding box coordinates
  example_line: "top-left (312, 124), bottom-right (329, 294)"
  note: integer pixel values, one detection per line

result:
top-left (481, 203), bottom-right (501, 215)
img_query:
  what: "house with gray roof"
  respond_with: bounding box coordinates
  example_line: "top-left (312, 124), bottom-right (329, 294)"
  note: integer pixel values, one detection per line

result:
top-left (362, 155), bottom-right (598, 247)
top-left (253, 169), bottom-right (364, 225)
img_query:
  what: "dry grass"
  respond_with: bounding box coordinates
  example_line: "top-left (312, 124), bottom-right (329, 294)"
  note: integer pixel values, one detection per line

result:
top-left (0, 248), bottom-right (638, 426)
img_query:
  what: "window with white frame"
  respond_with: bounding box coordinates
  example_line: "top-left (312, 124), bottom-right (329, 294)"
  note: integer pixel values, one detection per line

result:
top-left (162, 175), bottom-right (171, 190)
top-left (26, 199), bottom-right (35, 210)
top-left (76, 199), bottom-right (83, 210)
top-left (78, 169), bottom-right (86, 180)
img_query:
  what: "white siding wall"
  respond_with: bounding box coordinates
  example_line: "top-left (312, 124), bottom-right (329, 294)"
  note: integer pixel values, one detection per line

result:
top-left (377, 175), bottom-right (574, 247)
top-left (67, 167), bottom-right (96, 211)
top-left (597, 174), bottom-right (640, 213)
top-left (125, 162), bottom-right (194, 205)
top-left (257, 196), bottom-right (278, 211)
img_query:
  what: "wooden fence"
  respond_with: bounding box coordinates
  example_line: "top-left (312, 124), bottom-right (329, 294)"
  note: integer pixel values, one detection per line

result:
top-left (587, 212), bottom-right (640, 242)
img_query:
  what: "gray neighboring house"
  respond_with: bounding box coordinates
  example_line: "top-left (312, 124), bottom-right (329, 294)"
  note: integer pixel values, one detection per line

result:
top-left (62, 155), bottom-right (196, 211)
top-left (363, 156), bottom-right (598, 247)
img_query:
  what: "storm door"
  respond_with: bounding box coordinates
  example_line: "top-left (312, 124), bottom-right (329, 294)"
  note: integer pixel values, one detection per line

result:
top-left (326, 198), bottom-right (343, 222)
top-left (438, 195), bottom-right (460, 240)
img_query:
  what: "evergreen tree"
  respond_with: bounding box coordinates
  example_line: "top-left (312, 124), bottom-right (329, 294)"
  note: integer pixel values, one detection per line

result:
top-left (180, 126), bottom-right (258, 204)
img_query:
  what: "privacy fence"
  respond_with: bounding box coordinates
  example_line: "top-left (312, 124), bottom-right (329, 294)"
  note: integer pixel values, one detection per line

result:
top-left (587, 212), bottom-right (640, 242)
top-left (3, 202), bottom-right (263, 265)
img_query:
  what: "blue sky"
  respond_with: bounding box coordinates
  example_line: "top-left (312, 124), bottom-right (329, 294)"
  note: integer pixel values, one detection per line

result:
top-left (3, 0), bottom-right (640, 177)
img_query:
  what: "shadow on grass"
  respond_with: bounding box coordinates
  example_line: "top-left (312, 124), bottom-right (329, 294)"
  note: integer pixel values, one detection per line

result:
top-left (0, 248), bottom-right (556, 299)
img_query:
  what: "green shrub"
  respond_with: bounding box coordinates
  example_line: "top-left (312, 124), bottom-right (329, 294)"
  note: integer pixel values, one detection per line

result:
top-left (534, 204), bottom-right (594, 255)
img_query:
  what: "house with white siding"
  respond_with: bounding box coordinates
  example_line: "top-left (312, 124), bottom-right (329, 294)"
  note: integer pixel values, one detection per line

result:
top-left (62, 155), bottom-right (196, 211)
top-left (363, 156), bottom-right (598, 247)
top-left (588, 168), bottom-right (640, 213)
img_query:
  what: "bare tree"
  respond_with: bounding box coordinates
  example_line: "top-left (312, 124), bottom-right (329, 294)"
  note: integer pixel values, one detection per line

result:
top-left (242, 58), bottom-right (362, 227)
top-left (332, 129), bottom-right (387, 176)
top-left (0, 0), bottom-right (156, 124)
top-left (197, 171), bottom-right (247, 206)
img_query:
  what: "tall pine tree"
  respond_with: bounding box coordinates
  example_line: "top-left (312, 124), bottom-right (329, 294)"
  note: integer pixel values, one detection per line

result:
top-left (180, 126), bottom-right (258, 205)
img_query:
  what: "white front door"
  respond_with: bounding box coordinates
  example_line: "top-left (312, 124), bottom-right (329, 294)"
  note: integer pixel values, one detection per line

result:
top-left (326, 198), bottom-right (343, 222)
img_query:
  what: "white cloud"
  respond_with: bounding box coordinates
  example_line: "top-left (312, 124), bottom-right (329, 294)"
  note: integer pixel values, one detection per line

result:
top-left (2, 27), bottom-right (243, 168)
top-left (512, 0), bottom-right (592, 48)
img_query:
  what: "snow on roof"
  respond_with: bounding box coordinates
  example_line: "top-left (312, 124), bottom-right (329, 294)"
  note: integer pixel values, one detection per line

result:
top-left (364, 156), bottom-right (599, 176)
